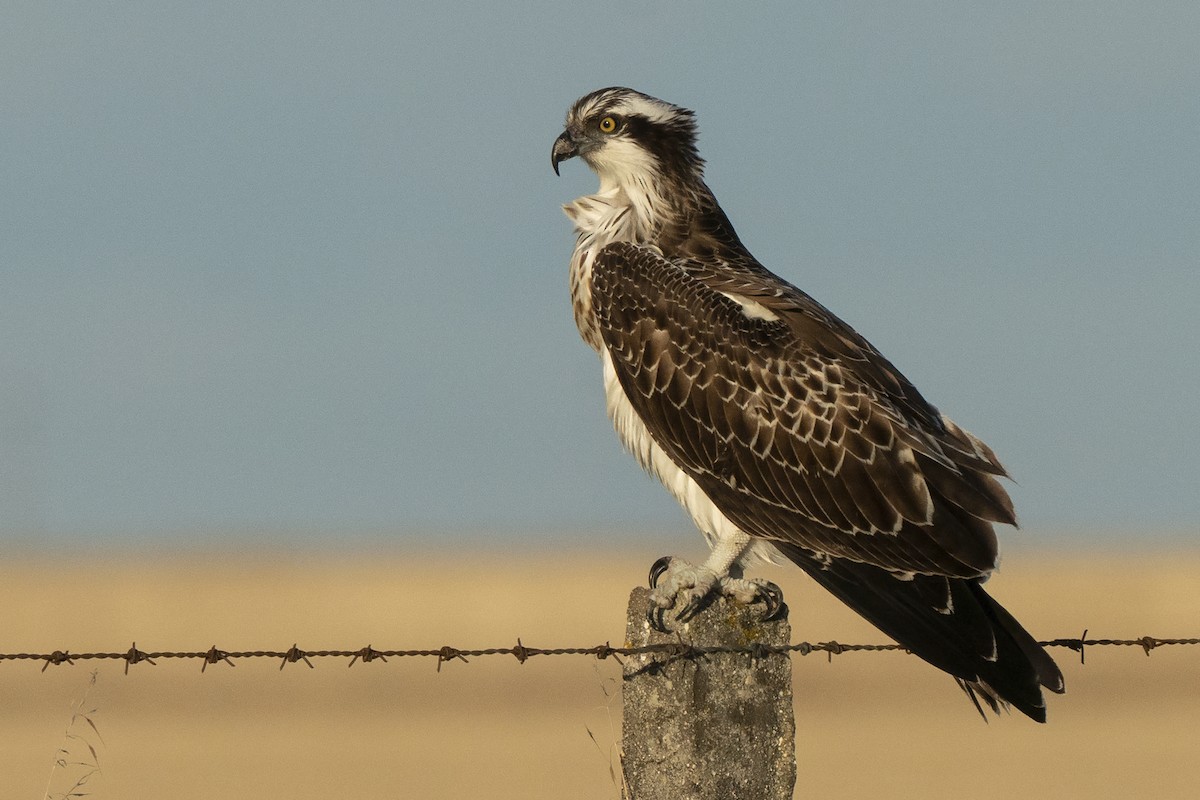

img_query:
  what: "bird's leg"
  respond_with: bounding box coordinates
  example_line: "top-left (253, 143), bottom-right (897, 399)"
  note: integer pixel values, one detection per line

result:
top-left (647, 533), bottom-right (786, 631)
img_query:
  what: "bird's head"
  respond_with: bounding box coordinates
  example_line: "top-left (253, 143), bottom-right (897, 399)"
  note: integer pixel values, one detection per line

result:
top-left (551, 87), bottom-right (703, 190)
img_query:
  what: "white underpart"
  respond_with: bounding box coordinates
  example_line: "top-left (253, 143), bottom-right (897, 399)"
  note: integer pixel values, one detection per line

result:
top-left (719, 291), bottom-right (782, 322)
top-left (603, 350), bottom-right (783, 572)
top-left (562, 99), bottom-right (782, 574)
top-left (564, 188), bottom-right (644, 350)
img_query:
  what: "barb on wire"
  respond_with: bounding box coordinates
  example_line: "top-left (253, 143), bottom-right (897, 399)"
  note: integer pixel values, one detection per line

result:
top-left (123, 642), bottom-right (155, 674)
top-left (0, 634), bottom-right (1195, 673)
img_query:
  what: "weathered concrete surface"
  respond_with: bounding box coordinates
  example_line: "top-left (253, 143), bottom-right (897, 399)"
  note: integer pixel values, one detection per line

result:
top-left (622, 587), bottom-right (796, 800)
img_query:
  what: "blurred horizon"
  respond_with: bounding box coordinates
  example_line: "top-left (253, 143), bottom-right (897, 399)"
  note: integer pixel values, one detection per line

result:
top-left (2, 3), bottom-right (1198, 545)
top-left (5, 547), bottom-right (1200, 798)
top-left (5, 521), bottom-right (1197, 559)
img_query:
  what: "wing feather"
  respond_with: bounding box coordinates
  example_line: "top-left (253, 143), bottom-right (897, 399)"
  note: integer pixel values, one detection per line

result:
top-left (592, 241), bottom-right (1009, 578)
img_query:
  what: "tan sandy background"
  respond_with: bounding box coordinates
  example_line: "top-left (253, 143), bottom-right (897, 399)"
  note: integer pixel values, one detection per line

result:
top-left (3, 536), bottom-right (1198, 799)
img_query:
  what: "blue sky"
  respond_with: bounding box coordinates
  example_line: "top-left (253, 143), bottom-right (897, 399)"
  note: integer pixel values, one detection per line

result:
top-left (2, 3), bottom-right (1197, 544)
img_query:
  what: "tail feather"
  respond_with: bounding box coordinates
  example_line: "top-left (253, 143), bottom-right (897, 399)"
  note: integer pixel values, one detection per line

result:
top-left (775, 543), bottom-right (1063, 722)
top-left (971, 583), bottom-right (1066, 694)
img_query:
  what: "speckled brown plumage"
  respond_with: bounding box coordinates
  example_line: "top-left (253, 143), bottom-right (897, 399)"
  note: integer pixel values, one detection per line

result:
top-left (554, 87), bottom-right (1063, 721)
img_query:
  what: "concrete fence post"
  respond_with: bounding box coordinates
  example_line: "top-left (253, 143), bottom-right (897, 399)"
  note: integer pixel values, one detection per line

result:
top-left (621, 586), bottom-right (796, 800)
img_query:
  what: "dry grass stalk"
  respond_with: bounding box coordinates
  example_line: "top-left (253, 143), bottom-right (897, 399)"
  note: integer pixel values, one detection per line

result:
top-left (43, 670), bottom-right (103, 800)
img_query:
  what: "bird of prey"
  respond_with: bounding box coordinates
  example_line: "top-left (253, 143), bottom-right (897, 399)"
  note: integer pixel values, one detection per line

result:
top-left (552, 87), bottom-right (1064, 721)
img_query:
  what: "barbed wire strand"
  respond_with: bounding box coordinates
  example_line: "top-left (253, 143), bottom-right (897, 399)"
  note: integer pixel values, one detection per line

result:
top-left (2, 632), bottom-right (1197, 674)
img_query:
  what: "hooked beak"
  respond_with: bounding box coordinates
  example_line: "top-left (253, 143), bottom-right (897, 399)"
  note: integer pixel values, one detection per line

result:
top-left (551, 129), bottom-right (578, 176)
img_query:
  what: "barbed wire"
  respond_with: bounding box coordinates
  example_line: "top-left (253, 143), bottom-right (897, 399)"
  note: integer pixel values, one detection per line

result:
top-left (2, 632), bottom-right (1196, 674)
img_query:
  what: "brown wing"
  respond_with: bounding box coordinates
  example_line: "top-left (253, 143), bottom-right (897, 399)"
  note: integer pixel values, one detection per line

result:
top-left (592, 241), bottom-right (1016, 578)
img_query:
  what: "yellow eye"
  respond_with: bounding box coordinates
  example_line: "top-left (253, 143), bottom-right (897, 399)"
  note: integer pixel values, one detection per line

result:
top-left (598, 116), bottom-right (618, 134)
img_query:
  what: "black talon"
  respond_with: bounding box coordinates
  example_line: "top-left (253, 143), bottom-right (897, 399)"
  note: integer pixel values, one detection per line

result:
top-left (759, 582), bottom-right (789, 621)
top-left (647, 604), bottom-right (671, 633)
top-left (763, 599), bottom-right (789, 622)
top-left (676, 590), bottom-right (715, 623)
top-left (648, 556), bottom-right (673, 588)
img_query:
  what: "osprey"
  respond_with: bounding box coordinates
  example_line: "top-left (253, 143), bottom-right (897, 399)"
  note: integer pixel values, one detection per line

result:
top-left (552, 87), bottom-right (1064, 722)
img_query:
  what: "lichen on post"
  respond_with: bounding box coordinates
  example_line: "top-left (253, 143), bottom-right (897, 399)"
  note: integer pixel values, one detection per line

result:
top-left (621, 586), bottom-right (796, 800)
